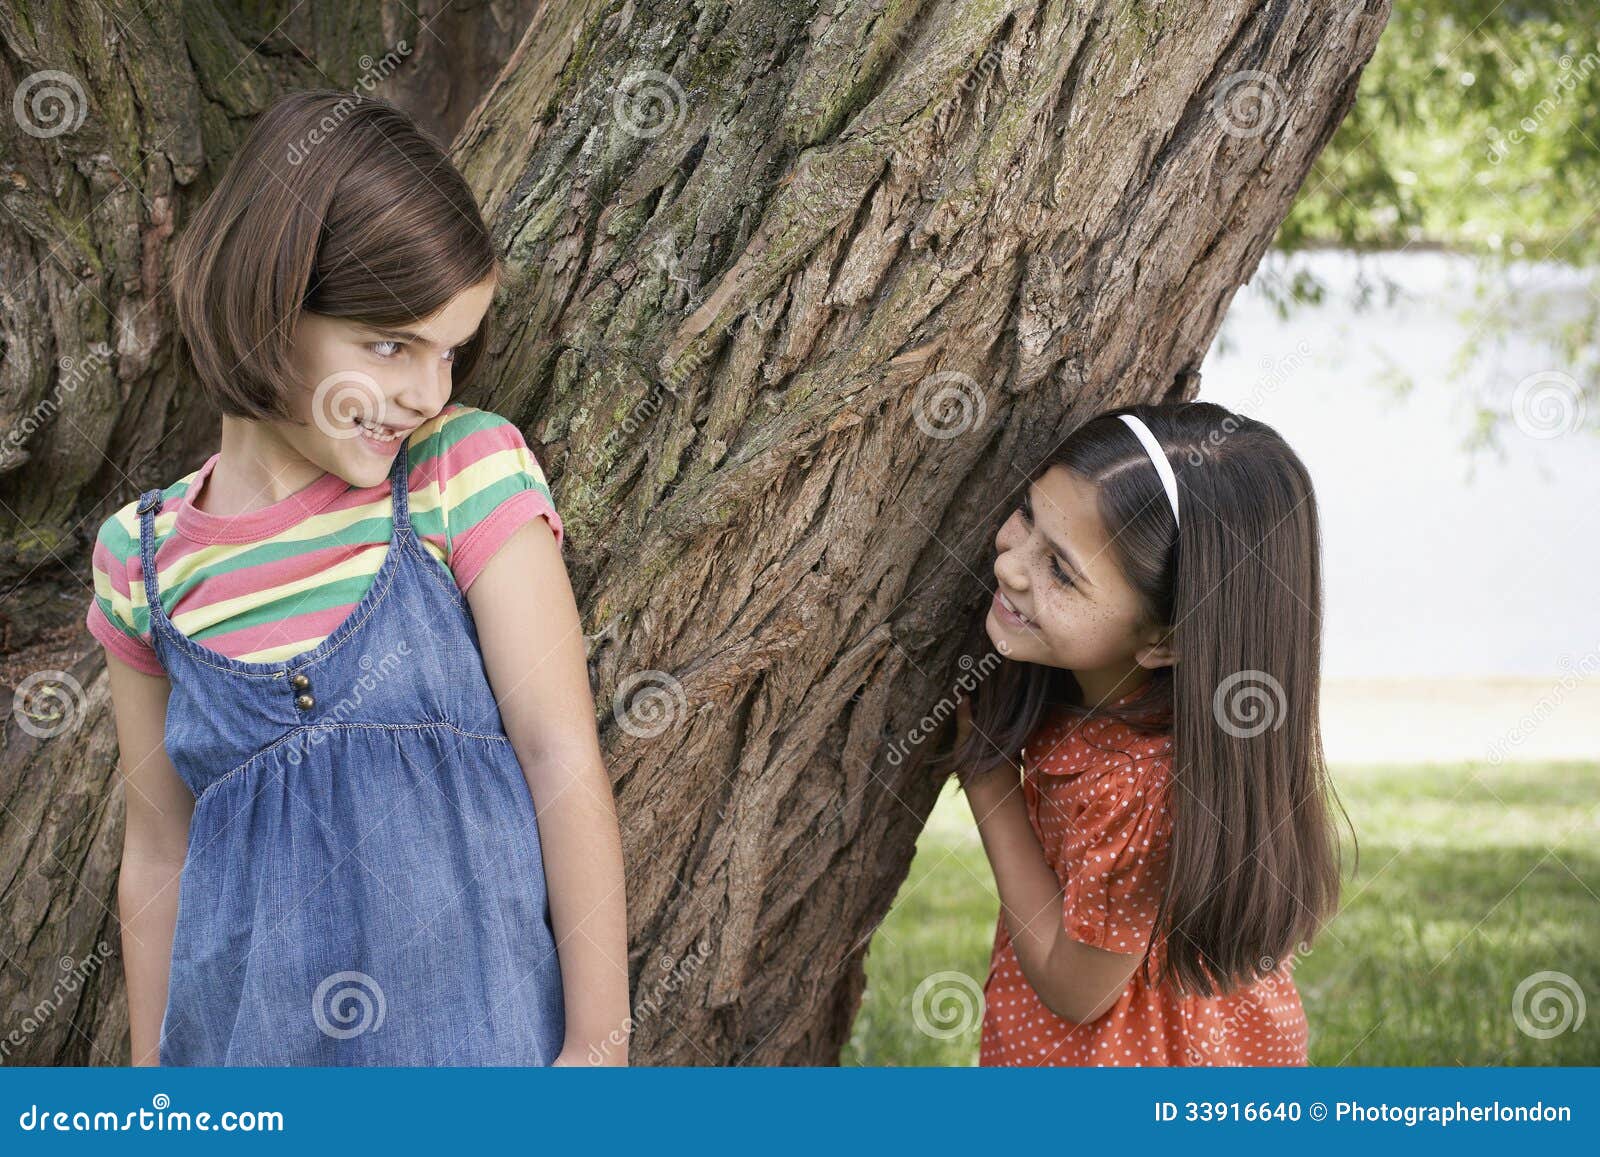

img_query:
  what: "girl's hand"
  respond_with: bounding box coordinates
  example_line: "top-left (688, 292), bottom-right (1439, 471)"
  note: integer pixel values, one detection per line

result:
top-left (951, 697), bottom-right (1018, 800)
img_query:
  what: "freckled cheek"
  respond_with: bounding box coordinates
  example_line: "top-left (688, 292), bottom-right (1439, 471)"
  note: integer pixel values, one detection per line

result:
top-left (1035, 588), bottom-right (1116, 656)
top-left (1031, 583), bottom-right (1077, 638)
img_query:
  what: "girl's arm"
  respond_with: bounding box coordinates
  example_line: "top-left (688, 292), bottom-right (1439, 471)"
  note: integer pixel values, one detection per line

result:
top-left (954, 703), bottom-right (1141, 1025)
top-left (466, 517), bottom-right (631, 1065)
top-left (104, 653), bottom-right (194, 1065)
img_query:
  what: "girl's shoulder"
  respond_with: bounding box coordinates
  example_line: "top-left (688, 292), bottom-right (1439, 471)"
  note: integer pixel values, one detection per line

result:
top-left (407, 400), bottom-right (519, 454)
top-left (406, 402), bottom-right (553, 495)
top-left (1022, 703), bottom-right (1173, 788)
top-left (405, 402), bottom-right (564, 583)
top-left (85, 459), bottom-right (211, 675)
top-left (88, 455), bottom-right (211, 584)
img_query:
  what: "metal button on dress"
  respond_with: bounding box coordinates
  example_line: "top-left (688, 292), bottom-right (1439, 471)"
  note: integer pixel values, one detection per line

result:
top-left (290, 673), bottom-right (310, 690)
top-left (295, 694), bottom-right (314, 710)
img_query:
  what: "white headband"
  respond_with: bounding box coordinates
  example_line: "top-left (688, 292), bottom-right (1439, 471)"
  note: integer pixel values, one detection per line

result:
top-left (1117, 413), bottom-right (1180, 528)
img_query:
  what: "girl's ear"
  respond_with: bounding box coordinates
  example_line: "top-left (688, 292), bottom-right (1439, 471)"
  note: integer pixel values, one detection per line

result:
top-left (1133, 628), bottom-right (1176, 671)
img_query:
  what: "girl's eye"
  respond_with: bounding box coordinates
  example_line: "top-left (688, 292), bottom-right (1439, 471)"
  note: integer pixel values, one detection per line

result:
top-left (442, 346), bottom-right (458, 364)
top-left (370, 340), bottom-right (402, 358)
top-left (1050, 555), bottom-right (1077, 589)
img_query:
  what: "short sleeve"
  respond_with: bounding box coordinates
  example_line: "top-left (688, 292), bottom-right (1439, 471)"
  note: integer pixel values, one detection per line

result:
top-left (434, 407), bottom-right (565, 593)
top-left (85, 509), bottom-right (165, 676)
top-left (1057, 756), bottom-right (1171, 954)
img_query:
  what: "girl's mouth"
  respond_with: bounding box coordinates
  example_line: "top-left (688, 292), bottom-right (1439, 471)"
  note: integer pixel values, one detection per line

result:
top-left (992, 589), bottom-right (1036, 629)
top-left (356, 418), bottom-right (410, 451)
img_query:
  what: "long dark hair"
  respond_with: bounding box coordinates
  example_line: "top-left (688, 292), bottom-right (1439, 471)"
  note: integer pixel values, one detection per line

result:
top-left (936, 401), bottom-right (1347, 997)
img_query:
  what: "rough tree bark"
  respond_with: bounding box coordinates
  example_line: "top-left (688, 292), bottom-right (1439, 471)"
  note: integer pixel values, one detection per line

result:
top-left (456, 0), bottom-right (1391, 1063)
top-left (0, 0), bottom-right (1392, 1065)
top-left (0, 0), bottom-right (538, 1065)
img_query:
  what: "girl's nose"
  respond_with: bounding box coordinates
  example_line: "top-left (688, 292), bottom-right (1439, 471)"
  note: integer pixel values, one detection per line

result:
top-left (994, 549), bottom-right (1029, 593)
top-left (396, 363), bottom-right (451, 418)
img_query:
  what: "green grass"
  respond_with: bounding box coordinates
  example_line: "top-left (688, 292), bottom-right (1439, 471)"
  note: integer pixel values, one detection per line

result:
top-left (843, 761), bottom-right (1599, 1066)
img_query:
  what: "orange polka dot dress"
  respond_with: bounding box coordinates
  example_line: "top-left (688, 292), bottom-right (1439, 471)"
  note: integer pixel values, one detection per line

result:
top-left (977, 701), bottom-right (1309, 1066)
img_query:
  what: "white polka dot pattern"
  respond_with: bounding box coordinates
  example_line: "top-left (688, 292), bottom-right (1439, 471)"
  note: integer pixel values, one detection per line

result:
top-left (977, 707), bottom-right (1310, 1067)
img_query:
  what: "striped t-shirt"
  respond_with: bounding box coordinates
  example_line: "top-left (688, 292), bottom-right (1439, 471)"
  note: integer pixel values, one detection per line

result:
top-left (86, 403), bottom-right (563, 677)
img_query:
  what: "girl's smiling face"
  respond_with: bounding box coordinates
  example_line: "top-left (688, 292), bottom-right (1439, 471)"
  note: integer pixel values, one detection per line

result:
top-left (280, 274), bottom-right (498, 488)
top-left (986, 465), bottom-right (1174, 700)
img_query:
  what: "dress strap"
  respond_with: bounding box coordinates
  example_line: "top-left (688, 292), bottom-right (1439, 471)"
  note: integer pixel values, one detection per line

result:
top-left (135, 487), bottom-right (166, 617)
top-left (134, 448), bottom-right (408, 616)
top-left (390, 437), bottom-right (412, 533)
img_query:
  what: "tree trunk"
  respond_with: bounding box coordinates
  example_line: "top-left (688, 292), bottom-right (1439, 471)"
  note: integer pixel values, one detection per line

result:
top-left (457, 0), bottom-right (1391, 1063)
top-left (0, 0), bottom-right (1391, 1066)
top-left (0, 0), bottom-right (537, 1066)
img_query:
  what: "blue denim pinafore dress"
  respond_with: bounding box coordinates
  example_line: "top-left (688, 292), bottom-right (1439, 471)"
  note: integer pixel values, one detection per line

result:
top-left (135, 438), bottom-right (565, 1065)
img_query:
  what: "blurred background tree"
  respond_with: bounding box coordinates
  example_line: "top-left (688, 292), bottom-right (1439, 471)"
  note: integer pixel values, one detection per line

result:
top-left (1259, 0), bottom-right (1598, 452)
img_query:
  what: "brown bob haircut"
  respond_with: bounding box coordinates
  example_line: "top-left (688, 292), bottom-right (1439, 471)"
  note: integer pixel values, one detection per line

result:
top-left (936, 401), bottom-right (1349, 999)
top-left (171, 89), bottom-right (499, 422)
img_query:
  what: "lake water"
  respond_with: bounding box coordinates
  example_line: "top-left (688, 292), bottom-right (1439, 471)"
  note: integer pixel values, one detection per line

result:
top-left (1198, 249), bottom-right (1597, 761)
top-left (1200, 249), bottom-right (1596, 680)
